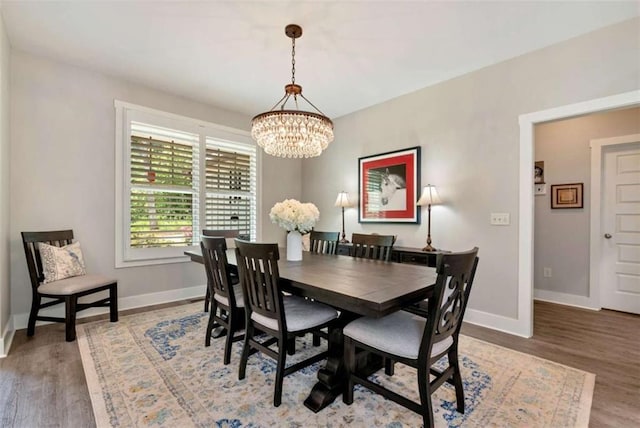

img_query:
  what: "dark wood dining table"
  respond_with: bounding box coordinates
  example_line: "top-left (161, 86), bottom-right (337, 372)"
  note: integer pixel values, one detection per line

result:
top-left (184, 248), bottom-right (437, 412)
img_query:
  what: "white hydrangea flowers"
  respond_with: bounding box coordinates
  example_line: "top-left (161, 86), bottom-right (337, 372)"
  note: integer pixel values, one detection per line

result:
top-left (269, 199), bottom-right (320, 233)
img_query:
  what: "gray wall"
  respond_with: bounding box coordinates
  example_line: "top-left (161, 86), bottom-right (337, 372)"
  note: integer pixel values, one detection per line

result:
top-left (9, 51), bottom-right (301, 319)
top-left (534, 107), bottom-right (640, 297)
top-left (0, 14), bottom-right (10, 346)
top-left (302, 18), bottom-right (640, 320)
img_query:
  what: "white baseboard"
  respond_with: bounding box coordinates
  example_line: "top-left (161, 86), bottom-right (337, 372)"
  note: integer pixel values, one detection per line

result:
top-left (534, 289), bottom-right (600, 311)
top-left (0, 317), bottom-right (15, 358)
top-left (464, 308), bottom-right (531, 338)
top-left (11, 284), bottom-right (207, 333)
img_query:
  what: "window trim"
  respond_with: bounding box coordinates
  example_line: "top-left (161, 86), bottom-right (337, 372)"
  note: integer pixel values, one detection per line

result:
top-left (115, 100), bottom-right (262, 268)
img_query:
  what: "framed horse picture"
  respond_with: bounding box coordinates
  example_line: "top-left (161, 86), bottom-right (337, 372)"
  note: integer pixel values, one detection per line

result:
top-left (358, 146), bottom-right (421, 223)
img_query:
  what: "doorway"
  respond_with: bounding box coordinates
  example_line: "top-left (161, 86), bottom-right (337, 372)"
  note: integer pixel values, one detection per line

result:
top-left (518, 90), bottom-right (640, 338)
top-left (532, 111), bottom-right (640, 312)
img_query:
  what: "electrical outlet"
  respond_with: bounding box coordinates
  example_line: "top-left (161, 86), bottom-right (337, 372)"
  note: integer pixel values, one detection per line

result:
top-left (490, 213), bottom-right (510, 225)
top-left (543, 267), bottom-right (552, 278)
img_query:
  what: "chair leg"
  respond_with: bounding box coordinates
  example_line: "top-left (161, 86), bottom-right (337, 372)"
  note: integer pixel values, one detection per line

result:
top-left (223, 310), bottom-right (235, 365)
top-left (109, 284), bottom-right (118, 322)
top-left (274, 337), bottom-right (288, 407)
top-left (287, 337), bottom-right (296, 356)
top-left (27, 295), bottom-right (41, 337)
top-left (205, 301), bottom-right (218, 347)
top-left (238, 323), bottom-right (252, 380)
top-left (65, 295), bottom-right (78, 342)
top-left (449, 348), bottom-right (465, 413)
top-left (384, 358), bottom-right (395, 376)
top-left (343, 336), bottom-right (355, 405)
top-left (204, 285), bottom-right (210, 313)
top-left (418, 366), bottom-right (434, 428)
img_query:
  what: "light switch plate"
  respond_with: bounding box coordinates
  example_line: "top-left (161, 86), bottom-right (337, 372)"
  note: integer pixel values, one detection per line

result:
top-left (490, 213), bottom-right (510, 225)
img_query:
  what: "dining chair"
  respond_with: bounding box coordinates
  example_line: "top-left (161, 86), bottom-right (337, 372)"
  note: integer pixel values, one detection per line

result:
top-left (342, 247), bottom-right (479, 428)
top-left (306, 230), bottom-right (340, 347)
top-left (235, 240), bottom-right (339, 407)
top-left (350, 233), bottom-right (395, 261)
top-left (201, 229), bottom-right (240, 312)
top-left (21, 230), bottom-right (118, 342)
top-left (200, 236), bottom-right (245, 364)
top-left (309, 231), bottom-right (340, 255)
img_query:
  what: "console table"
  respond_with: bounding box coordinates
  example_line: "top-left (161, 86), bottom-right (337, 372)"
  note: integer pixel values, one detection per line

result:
top-left (336, 243), bottom-right (447, 267)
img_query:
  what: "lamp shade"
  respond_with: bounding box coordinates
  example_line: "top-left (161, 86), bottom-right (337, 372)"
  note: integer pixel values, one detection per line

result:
top-left (417, 185), bottom-right (441, 206)
top-left (335, 191), bottom-right (351, 207)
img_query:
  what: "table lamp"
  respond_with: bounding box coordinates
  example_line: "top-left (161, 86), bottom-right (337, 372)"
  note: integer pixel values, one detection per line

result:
top-left (416, 184), bottom-right (441, 251)
top-left (335, 191), bottom-right (351, 243)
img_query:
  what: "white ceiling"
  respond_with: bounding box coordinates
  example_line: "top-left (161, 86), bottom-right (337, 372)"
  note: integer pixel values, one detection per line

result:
top-left (2, 1), bottom-right (638, 119)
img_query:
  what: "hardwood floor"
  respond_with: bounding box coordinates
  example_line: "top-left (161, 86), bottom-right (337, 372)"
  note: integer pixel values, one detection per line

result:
top-left (462, 302), bottom-right (640, 427)
top-left (1, 300), bottom-right (638, 427)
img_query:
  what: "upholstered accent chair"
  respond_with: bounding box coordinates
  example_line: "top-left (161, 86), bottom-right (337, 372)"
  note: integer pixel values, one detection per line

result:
top-left (200, 236), bottom-right (245, 364)
top-left (21, 230), bottom-right (118, 342)
top-left (309, 231), bottom-right (340, 255)
top-left (350, 233), bottom-right (395, 261)
top-left (201, 229), bottom-right (240, 312)
top-left (235, 240), bottom-right (339, 407)
top-left (342, 247), bottom-right (479, 428)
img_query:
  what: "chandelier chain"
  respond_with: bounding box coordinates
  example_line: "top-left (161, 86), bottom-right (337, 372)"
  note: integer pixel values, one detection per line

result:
top-left (291, 36), bottom-right (296, 84)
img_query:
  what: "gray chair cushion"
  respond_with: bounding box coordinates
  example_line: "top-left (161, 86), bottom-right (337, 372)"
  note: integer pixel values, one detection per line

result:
top-left (214, 283), bottom-right (244, 308)
top-left (343, 310), bottom-right (453, 360)
top-left (37, 274), bottom-right (115, 295)
top-left (251, 295), bottom-right (338, 333)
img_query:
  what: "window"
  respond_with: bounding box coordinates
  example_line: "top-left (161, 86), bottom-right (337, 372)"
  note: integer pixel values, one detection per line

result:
top-left (115, 101), bottom-right (259, 267)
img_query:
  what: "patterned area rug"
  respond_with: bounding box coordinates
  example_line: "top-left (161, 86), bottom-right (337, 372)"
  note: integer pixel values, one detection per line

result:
top-left (77, 303), bottom-right (594, 427)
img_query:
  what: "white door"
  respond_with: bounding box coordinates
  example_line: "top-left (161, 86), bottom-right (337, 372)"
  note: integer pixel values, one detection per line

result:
top-left (600, 142), bottom-right (640, 314)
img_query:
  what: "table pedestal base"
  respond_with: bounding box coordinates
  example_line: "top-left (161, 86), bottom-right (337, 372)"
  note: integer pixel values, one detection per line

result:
top-left (304, 312), bottom-right (383, 413)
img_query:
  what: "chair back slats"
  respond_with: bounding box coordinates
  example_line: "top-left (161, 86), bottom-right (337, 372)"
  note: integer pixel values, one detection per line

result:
top-left (200, 236), bottom-right (236, 306)
top-left (202, 229), bottom-right (240, 238)
top-left (351, 233), bottom-right (394, 261)
top-left (21, 230), bottom-right (75, 288)
top-left (309, 231), bottom-right (340, 255)
top-left (235, 241), bottom-right (286, 331)
top-left (421, 247), bottom-right (479, 360)
top-left (203, 229), bottom-right (251, 241)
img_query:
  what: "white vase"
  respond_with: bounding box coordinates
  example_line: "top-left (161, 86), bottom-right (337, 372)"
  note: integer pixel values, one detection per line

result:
top-left (287, 231), bottom-right (303, 261)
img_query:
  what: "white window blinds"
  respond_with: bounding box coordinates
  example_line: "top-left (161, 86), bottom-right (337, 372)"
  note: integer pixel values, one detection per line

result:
top-left (129, 122), bottom-right (199, 249)
top-left (205, 138), bottom-right (257, 239)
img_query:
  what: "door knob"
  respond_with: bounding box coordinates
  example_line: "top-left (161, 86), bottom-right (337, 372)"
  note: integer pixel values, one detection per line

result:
top-left (604, 233), bottom-right (612, 239)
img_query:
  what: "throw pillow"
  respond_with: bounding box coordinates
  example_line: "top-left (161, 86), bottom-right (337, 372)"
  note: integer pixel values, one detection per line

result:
top-left (39, 241), bottom-right (87, 283)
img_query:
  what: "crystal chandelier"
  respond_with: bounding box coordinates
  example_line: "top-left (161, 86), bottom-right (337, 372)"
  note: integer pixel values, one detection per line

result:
top-left (251, 24), bottom-right (334, 159)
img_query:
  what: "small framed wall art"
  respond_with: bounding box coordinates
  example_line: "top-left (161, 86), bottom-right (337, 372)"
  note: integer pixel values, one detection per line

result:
top-left (551, 183), bottom-right (583, 209)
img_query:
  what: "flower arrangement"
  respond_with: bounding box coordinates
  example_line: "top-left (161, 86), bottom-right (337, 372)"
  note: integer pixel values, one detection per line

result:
top-left (270, 199), bottom-right (320, 233)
